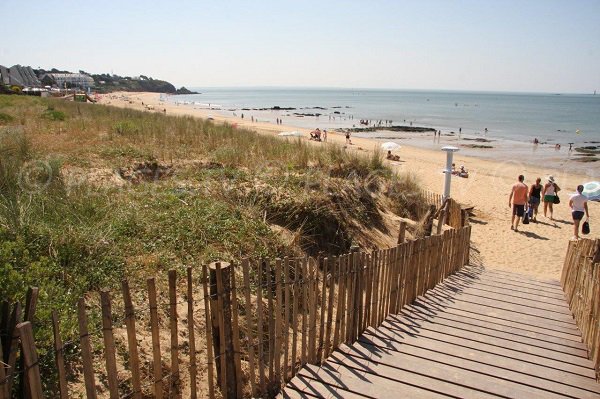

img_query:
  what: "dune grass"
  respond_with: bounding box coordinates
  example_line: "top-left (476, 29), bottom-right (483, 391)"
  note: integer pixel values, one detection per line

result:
top-left (0, 94), bottom-right (422, 392)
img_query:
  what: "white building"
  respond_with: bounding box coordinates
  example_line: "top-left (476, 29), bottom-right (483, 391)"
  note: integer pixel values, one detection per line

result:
top-left (46, 73), bottom-right (95, 89)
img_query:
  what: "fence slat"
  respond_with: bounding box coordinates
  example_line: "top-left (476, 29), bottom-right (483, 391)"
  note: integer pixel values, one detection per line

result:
top-left (318, 257), bottom-right (328, 361)
top-left (187, 267), bottom-right (198, 399)
top-left (324, 257), bottom-right (336, 359)
top-left (283, 257), bottom-right (290, 381)
top-left (16, 322), bottom-right (43, 399)
top-left (255, 260), bottom-right (266, 394)
top-left (100, 291), bottom-right (119, 399)
top-left (147, 278), bottom-right (163, 399)
top-left (291, 259), bottom-right (299, 377)
top-left (301, 258), bottom-right (308, 366)
top-left (230, 264), bottom-right (243, 399)
top-left (308, 257), bottom-right (318, 362)
top-left (168, 270), bottom-right (180, 394)
top-left (241, 259), bottom-right (257, 396)
top-left (274, 259), bottom-right (283, 385)
top-left (77, 298), bottom-right (98, 399)
top-left (121, 280), bottom-right (142, 399)
top-left (201, 265), bottom-right (216, 399)
top-left (4, 302), bottom-right (21, 395)
top-left (266, 259), bottom-right (275, 383)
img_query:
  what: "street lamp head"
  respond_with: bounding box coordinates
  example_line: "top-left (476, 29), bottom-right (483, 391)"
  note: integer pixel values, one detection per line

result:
top-left (441, 146), bottom-right (459, 152)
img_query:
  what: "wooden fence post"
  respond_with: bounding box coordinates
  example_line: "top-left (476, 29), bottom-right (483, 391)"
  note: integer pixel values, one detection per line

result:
top-left (209, 261), bottom-right (237, 399)
top-left (187, 267), bottom-right (198, 399)
top-left (201, 265), bottom-right (216, 399)
top-left (121, 280), bottom-right (142, 399)
top-left (397, 221), bottom-right (406, 244)
top-left (16, 322), bottom-right (42, 399)
top-left (77, 298), bottom-right (98, 399)
top-left (168, 269), bottom-right (180, 394)
top-left (100, 291), bottom-right (119, 399)
top-left (147, 278), bottom-right (163, 399)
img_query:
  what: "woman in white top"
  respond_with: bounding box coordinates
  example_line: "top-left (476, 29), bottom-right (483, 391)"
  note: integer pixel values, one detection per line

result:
top-left (569, 185), bottom-right (589, 240)
top-left (542, 176), bottom-right (560, 220)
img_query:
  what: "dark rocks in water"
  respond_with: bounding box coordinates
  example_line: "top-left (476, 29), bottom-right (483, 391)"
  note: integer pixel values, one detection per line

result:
top-left (175, 86), bottom-right (199, 95)
top-left (461, 144), bottom-right (493, 149)
top-left (463, 137), bottom-right (494, 143)
top-left (332, 106), bottom-right (341, 109)
top-left (294, 112), bottom-right (321, 117)
top-left (344, 125), bottom-right (436, 133)
top-left (333, 111), bottom-right (341, 114)
top-left (575, 146), bottom-right (600, 154)
top-left (573, 156), bottom-right (599, 163)
top-left (313, 106), bottom-right (327, 110)
top-left (271, 106), bottom-right (296, 110)
top-left (241, 108), bottom-right (250, 110)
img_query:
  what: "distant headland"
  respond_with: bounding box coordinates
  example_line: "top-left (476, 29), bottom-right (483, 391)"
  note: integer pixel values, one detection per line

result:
top-left (0, 64), bottom-right (197, 94)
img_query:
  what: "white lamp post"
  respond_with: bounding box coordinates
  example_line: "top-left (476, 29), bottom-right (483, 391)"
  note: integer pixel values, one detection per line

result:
top-left (442, 146), bottom-right (459, 202)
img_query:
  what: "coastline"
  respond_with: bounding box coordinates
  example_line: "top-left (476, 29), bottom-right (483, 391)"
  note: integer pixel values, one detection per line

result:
top-left (98, 91), bottom-right (599, 280)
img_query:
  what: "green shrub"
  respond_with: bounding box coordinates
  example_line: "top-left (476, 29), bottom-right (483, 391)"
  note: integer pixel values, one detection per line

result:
top-left (42, 107), bottom-right (66, 121)
top-left (0, 112), bottom-right (14, 124)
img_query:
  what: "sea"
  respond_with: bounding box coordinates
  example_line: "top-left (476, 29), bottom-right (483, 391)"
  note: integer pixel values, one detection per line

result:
top-left (169, 88), bottom-right (600, 177)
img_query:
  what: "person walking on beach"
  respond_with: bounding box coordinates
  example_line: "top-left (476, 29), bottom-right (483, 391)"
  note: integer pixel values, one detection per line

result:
top-left (529, 177), bottom-right (543, 222)
top-left (569, 185), bottom-right (590, 240)
top-left (345, 131), bottom-right (351, 145)
top-left (323, 129), bottom-right (328, 142)
top-left (509, 175), bottom-right (528, 231)
top-left (542, 176), bottom-right (560, 220)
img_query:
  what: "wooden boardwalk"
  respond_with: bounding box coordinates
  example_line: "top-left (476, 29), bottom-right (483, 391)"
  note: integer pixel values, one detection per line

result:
top-left (280, 265), bottom-right (600, 399)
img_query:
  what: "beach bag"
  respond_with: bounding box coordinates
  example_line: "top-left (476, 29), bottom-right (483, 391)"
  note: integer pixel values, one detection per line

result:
top-left (582, 221), bottom-right (590, 235)
top-left (553, 195), bottom-right (560, 204)
top-left (523, 212), bottom-right (530, 224)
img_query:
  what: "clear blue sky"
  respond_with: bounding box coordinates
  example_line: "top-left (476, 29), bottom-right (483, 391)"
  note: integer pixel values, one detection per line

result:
top-left (2, 0), bottom-right (599, 93)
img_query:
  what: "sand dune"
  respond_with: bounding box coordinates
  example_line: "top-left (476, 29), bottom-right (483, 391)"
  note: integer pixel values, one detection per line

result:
top-left (99, 92), bottom-right (598, 281)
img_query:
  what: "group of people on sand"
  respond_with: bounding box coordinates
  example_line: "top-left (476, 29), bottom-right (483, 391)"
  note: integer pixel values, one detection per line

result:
top-left (309, 128), bottom-right (327, 142)
top-left (509, 175), bottom-right (590, 239)
top-left (451, 163), bottom-right (469, 178)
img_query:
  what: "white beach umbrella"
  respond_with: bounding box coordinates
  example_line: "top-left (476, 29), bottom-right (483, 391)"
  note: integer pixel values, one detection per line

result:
top-left (582, 181), bottom-right (600, 201)
top-left (278, 131), bottom-right (303, 137)
top-left (381, 142), bottom-right (401, 151)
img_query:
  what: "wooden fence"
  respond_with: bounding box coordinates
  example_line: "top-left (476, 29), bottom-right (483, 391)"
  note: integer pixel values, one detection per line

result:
top-left (561, 237), bottom-right (600, 380)
top-left (421, 190), bottom-right (468, 229)
top-left (0, 225), bottom-right (472, 398)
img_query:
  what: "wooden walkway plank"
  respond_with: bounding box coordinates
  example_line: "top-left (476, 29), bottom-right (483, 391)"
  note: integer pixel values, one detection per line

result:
top-left (333, 343), bottom-right (575, 399)
top-left (428, 286), bottom-right (578, 325)
top-left (393, 307), bottom-right (589, 358)
top-left (295, 363), bottom-right (459, 399)
top-left (414, 296), bottom-right (584, 341)
top-left (405, 302), bottom-right (589, 352)
top-left (423, 291), bottom-right (581, 333)
top-left (455, 273), bottom-right (567, 295)
top-left (351, 337), bottom-right (600, 398)
top-left (281, 266), bottom-right (600, 399)
top-left (433, 283), bottom-right (574, 317)
top-left (378, 318), bottom-right (596, 377)
top-left (443, 275), bottom-right (571, 307)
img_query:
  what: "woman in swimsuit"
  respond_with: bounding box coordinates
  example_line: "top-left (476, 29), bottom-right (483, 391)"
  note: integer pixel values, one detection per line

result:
top-left (542, 176), bottom-right (560, 220)
top-left (529, 177), bottom-right (542, 222)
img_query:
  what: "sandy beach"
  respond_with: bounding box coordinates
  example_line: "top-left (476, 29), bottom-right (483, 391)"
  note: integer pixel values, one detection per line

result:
top-left (99, 92), bottom-right (599, 281)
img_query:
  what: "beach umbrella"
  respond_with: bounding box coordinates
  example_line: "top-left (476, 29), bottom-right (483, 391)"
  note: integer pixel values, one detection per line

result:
top-left (278, 131), bottom-right (303, 137)
top-left (381, 142), bottom-right (401, 151)
top-left (582, 181), bottom-right (600, 201)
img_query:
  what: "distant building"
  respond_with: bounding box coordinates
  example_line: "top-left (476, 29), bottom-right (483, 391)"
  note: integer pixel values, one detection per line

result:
top-left (43, 72), bottom-right (94, 89)
top-left (0, 65), bottom-right (42, 87)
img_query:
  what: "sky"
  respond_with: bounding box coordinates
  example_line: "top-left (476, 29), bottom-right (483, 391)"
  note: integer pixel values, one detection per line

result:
top-left (1, 0), bottom-right (599, 93)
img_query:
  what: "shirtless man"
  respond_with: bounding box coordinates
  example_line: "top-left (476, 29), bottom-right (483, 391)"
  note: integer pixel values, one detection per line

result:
top-left (509, 175), bottom-right (529, 231)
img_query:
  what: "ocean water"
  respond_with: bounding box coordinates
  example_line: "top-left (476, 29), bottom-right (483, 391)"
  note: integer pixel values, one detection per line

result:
top-left (170, 88), bottom-right (600, 175)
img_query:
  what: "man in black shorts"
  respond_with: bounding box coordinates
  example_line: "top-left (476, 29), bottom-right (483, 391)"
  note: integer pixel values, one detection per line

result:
top-left (509, 175), bottom-right (529, 231)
